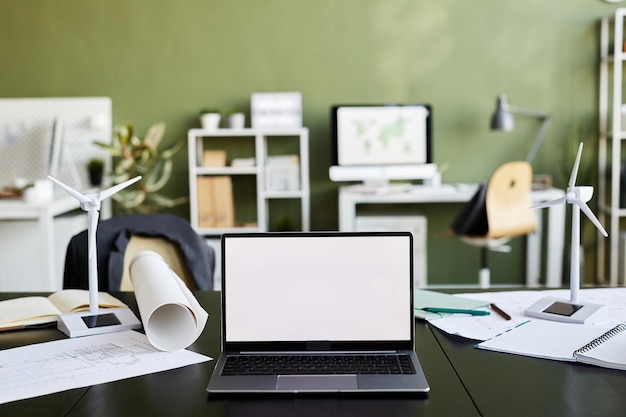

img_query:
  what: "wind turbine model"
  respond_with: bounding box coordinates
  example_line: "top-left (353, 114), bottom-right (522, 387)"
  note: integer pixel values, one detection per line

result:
top-left (48, 175), bottom-right (143, 337)
top-left (524, 143), bottom-right (608, 324)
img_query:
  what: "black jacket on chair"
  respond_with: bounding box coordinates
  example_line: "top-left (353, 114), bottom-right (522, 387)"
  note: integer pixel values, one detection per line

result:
top-left (63, 214), bottom-right (215, 291)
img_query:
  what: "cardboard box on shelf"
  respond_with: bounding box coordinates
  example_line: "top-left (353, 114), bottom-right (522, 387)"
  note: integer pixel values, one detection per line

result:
top-left (197, 176), bottom-right (235, 228)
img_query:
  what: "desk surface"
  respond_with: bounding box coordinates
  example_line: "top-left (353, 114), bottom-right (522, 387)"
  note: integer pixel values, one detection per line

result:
top-left (338, 184), bottom-right (565, 203)
top-left (0, 194), bottom-right (80, 220)
top-left (1, 291), bottom-right (626, 416)
top-left (434, 326), bottom-right (626, 417)
top-left (0, 292), bottom-right (478, 417)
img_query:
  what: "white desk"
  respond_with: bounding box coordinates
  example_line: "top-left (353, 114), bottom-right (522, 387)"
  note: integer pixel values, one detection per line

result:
top-left (0, 195), bottom-right (85, 291)
top-left (338, 184), bottom-right (566, 287)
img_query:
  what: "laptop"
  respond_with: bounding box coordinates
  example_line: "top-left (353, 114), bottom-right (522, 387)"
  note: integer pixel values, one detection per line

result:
top-left (207, 231), bottom-right (430, 394)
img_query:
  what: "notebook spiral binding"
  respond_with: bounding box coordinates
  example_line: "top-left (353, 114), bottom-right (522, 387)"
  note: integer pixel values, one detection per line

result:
top-left (573, 323), bottom-right (626, 357)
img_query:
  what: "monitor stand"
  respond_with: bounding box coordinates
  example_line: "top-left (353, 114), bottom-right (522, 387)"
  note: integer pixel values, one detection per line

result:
top-left (347, 179), bottom-right (412, 195)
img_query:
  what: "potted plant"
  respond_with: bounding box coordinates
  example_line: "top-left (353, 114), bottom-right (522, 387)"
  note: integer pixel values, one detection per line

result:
top-left (199, 109), bottom-right (221, 130)
top-left (93, 122), bottom-right (188, 213)
top-left (86, 157), bottom-right (105, 187)
top-left (226, 109), bottom-right (245, 129)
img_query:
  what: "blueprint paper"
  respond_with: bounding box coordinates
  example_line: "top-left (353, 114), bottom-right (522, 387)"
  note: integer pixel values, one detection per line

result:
top-left (428, 288), bottom-right (626, 341)
top-left (130, 251), bottom-right (209, 351)
top-left (0, 330), bottom-right (211, 405)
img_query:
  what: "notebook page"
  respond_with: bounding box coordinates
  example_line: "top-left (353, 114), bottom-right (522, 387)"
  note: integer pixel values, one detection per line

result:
top-left (477, 320), bottom-right (616, 362)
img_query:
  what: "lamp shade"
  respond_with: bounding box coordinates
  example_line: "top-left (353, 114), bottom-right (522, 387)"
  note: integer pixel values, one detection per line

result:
top-left (490, 94), bottom-right (515, 131)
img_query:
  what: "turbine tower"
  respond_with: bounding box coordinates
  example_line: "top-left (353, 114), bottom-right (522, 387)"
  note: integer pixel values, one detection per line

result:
top-left (525, 143), bottom-right (608, 324)
top-left (48, 175), bottom-right (143, 336)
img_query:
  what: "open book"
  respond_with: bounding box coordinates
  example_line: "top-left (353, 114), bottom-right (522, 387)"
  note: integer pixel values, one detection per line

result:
top-left (477, 320), bottom-right (626, 371)
top-left (0, 290), bottom-right (127, 331)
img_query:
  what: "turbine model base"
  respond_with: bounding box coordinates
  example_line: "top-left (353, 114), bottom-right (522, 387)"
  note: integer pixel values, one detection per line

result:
top-left (57, 307), bottom-right (141, 338)
top-left (524, 297), bottom-right (606, 324)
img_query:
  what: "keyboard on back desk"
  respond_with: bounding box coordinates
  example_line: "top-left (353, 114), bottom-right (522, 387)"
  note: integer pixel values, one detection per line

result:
top-left (221, 354), bottom-right (416, 376)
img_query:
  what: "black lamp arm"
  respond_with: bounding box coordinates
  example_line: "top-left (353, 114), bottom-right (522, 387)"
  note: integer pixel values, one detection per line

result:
top-left (505, 104), bottom-right (552, 164)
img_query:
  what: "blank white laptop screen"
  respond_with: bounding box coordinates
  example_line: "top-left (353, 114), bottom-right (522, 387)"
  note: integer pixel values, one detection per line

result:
top-left (223, 234), bottom-right (412, 343)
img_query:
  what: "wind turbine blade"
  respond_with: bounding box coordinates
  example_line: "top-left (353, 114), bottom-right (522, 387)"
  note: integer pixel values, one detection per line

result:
top-left (531, 197), bottom-right (567, 210)
top-left (88, 210), bottom-right (100, 259)
top-left (47, 175), bottom-right (90, 203)
top-left (576, 199), bottom-right (608, 237)
top-left (98, 176), bottom-right (142, 201)
top-left (568, 142), bottom-right (584, 190)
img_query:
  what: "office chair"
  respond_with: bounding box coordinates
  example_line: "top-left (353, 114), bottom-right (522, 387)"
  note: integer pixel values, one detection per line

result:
top-left (451, 161), bottom-right (537, 287)
top-left (63, 213), bottom-right (215, 291)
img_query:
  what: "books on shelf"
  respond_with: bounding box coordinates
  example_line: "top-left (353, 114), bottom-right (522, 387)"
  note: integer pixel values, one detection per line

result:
top-left (231, 157), bottom-right (256, 167)
top-left (476, 319), bottom-right (626, 371)
top-left (0, 290), bottom-right (127, 331)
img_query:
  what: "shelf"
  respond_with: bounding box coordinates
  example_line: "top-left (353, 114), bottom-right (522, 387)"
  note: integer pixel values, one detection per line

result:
top-left (263, 190), bottom-right (307, 199)
top-left (598, 9), bottom-right (626, 286)
top-left (188, 128), bottom-right (310, 235)
top-left (599, 204), bottom-right (626, 218)
top-left (196, 225), bottom-right (260, 235)
top-left (195, 167), bottom-right (258, 175)
top-left (189, 127), bottom-right (308, 137)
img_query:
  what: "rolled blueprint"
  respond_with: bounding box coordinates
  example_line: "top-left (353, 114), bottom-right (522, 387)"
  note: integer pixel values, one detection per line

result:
top-left (129, 250), bottom-right (209, 351)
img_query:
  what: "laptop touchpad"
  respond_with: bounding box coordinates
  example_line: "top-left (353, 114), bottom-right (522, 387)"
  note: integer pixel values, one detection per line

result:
top-left (277, 375), bottom-right (358, 391)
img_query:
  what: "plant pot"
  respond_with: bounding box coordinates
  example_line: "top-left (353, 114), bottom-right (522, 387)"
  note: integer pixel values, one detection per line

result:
top-left (228, 113), bottom-right (245, 129)
top-left (89, 171), bottom-right (103, 187)
top-left (200, 113), bottom-right (221, 130)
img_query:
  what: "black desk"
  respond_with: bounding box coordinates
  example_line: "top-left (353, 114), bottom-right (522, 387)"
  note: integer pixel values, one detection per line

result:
top-left (433, 327), bottom-right (626, 417)
top-left (0, 292), bottom-right (478, 417)
top-left (3, 291), bottom-right (626, 416)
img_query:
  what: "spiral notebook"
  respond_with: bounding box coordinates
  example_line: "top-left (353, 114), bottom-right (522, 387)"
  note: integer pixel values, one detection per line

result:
top-left (477, 320), bottom-right (626, 370)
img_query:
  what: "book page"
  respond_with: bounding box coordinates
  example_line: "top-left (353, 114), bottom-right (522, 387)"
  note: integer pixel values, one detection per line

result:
top-left (47, 289), bottom-right (127, 313)
top-left (477, 320), bottom-right (616, 362)
top-left (0, 297), bottom-right (61, 329)
top-left (0, 290), bottom-right (128, 330)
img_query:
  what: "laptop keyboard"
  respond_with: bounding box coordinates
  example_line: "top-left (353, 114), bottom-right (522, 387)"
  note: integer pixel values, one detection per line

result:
top-left (221, 354), bottom-right (416, 376)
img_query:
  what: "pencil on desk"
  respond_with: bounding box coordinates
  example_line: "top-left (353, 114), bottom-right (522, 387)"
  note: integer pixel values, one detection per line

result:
top-left (490, 303), bottom-right (511, 320)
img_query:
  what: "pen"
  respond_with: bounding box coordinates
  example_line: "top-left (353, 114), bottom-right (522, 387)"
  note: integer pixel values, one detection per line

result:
top-left (490, 303), bottom-right (511, 320)
top-left (422, 307), bottom-right (490, 316)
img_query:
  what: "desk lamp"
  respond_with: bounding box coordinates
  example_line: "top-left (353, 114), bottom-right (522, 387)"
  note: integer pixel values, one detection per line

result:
top-left (490, 94), bottom-right (552, 164)
top-left (48, 175), bottom-right (143, 337)
top-left (524, 143), bottom-right (608, 324)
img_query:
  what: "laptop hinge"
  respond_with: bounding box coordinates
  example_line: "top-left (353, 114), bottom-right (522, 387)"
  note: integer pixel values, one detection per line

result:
top-left (306, 341), bottom-right (330, 351)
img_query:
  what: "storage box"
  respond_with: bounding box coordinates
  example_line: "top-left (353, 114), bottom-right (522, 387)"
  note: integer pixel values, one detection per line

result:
top-left (251, 92), bottom-right (302, 129)
top-left (197, 176), bottom-right (235, 228)
top-left (265, 155), bottom-right (300, 192)
top-left (202, 150), bottom-right (227, 167)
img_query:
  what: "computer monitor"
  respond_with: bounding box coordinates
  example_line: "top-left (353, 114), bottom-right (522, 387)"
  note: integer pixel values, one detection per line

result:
top-left (329, 104), bottom-right (436, 186)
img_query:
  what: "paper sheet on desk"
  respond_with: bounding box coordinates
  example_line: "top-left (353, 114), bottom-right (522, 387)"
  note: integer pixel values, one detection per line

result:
top-left (428, 288), bottom-right (626, 341)
top-left (0, 330), bottom-right (211, 405)
top-left (130, 251), bottom-right (209, 351)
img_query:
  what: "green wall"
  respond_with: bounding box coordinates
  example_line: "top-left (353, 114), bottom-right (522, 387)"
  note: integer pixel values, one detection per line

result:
top-left (0, 0), bottom-right (619, 286)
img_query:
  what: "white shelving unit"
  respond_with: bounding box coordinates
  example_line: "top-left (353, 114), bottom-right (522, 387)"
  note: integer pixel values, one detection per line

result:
top-left (188, 128), bottom-right (310, 235)
top-left (598, 9), bottom-right (626, 286)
